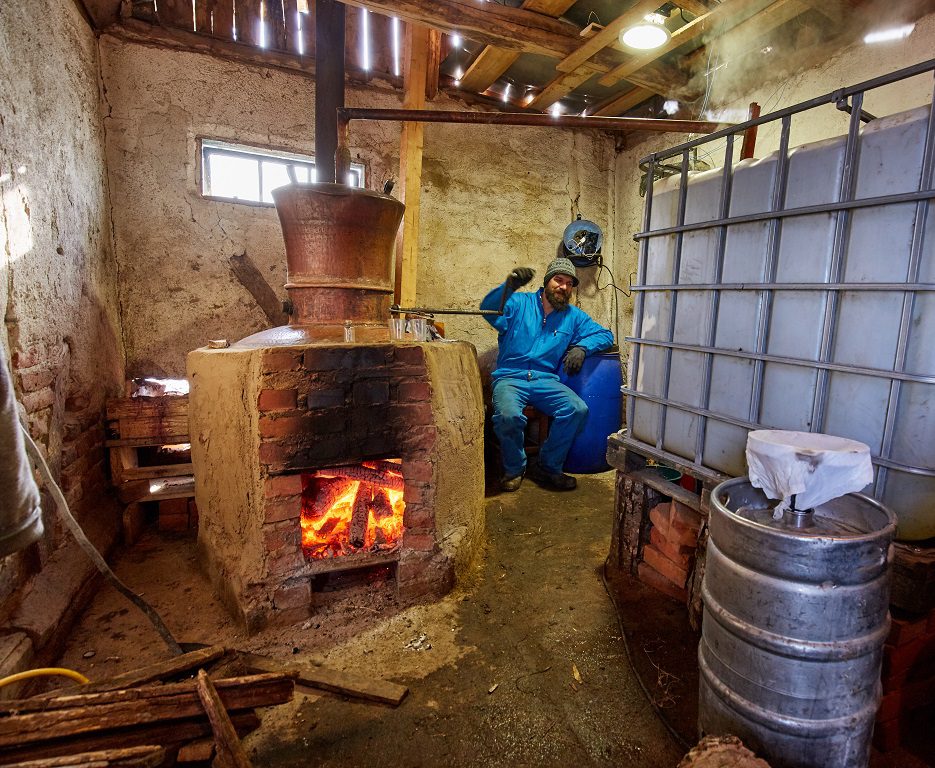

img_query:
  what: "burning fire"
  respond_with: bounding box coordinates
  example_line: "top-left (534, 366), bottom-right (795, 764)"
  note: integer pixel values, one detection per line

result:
top-left (300, 462), bottom-right (405, 559)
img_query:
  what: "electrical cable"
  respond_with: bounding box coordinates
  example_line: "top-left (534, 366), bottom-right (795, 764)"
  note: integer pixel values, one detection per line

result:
top-left (19, 423), bottom-right (183, 656)
top-left (0, 667), bottom-right (90, 689)
top-left (600, 556), bottom-right (693, 752)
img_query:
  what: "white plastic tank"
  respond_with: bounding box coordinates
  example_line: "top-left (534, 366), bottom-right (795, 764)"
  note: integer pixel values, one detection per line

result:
top-left (630, 104), bottom-right (935, 540)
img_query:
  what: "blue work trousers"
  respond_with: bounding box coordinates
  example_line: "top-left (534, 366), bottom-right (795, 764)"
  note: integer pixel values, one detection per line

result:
top-left (492, 377), bottom-right (588, 478)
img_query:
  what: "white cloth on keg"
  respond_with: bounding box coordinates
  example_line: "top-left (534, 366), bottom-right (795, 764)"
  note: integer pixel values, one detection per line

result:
top-left (0, 338), bottom-right (42, 541)
top-left (745, 430), bottom-right (873, 515)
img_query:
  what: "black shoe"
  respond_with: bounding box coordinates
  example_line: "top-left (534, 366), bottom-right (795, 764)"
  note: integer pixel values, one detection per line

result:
top-left (500, 473), bottom-right (524, 492)
top-left (527, 462), bottom-right (576, 491)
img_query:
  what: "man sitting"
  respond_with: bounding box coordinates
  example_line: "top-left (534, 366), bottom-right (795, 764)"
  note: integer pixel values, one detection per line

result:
top-left (480, 257), bottom-right (614, 492)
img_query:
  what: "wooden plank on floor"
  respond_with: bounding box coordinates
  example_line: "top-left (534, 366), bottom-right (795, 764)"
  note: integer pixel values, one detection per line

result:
top-left (240, 653), bottom-right (409, 706)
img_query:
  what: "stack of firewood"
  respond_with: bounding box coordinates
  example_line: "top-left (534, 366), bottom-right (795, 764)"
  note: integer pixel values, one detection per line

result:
top-left (0, 647), bottom-right (292, 767)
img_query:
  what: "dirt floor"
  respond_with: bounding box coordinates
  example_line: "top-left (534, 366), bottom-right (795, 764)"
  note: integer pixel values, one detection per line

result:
top-left (54, 470), bottom-right (688, 767)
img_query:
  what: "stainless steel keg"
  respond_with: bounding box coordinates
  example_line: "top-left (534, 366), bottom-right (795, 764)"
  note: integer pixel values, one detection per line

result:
top-left (699, 477), bottom-right (897, 768)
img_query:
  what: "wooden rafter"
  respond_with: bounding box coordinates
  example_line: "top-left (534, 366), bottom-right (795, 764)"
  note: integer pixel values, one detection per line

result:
top-left (459, 0), bottom-right (575, 94)
top-left (598, 0), bottom-right (772, 87)
top-left (554, 0), bottom-right (660, 74)
top-left (592, 86), bottom-right (655, 117)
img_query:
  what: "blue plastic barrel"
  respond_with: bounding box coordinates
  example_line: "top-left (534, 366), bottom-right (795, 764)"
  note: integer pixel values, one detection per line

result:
top-left (559, 351), bottom-right (623, 473)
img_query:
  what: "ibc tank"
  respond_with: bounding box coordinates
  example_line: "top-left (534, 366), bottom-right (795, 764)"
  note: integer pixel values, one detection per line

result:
top-left (699, 477), bottom-right (896, 768)
top-left (629, 104), bottom-right (935, 540)
top-left (559, 351), bottom-right (622, 473)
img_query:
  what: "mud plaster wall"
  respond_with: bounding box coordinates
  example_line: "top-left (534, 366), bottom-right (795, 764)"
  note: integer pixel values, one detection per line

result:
top-left (611, 12), bottom-right (935, 365)
top-left (98, 37), bottom-right (617, 379)
top-left (0, 3), bottom-right (124, 609)
top-left (423, 343), bottom-right (485, 579)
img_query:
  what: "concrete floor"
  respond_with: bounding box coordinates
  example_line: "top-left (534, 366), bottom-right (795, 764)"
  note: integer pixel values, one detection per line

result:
top-left (54, 470), bottom-right (687, 767)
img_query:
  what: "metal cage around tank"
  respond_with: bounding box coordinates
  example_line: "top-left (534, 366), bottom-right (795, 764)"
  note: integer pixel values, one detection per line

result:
top-left (622, 58), bottom-right (935, 540)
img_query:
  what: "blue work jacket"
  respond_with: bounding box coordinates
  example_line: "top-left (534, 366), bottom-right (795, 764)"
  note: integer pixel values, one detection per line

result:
top-left (481, 283), bottom-right (614, 383)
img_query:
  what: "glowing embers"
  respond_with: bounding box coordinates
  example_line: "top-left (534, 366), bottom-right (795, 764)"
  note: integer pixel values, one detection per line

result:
top-left (300, 461), bottom-right (405, 560)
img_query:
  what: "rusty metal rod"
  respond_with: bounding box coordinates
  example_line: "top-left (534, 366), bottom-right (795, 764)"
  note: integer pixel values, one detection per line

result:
top-left (335, 108), bottom-right (727, 180)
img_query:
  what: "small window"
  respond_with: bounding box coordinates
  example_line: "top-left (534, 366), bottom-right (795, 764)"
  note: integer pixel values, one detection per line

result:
top-left (200, 139), bottom-right (365, 204)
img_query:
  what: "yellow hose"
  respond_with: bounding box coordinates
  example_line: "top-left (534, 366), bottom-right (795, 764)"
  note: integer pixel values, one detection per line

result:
top-left (0, 667), bottom-right (89, 689)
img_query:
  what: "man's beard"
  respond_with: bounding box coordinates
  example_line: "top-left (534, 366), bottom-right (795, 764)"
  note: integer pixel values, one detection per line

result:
top-left (545, 285), bottom-right (570, 311)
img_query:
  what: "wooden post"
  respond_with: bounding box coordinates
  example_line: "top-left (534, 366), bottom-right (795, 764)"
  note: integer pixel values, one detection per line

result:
top-left (315, 0), bottom-right (345, 183)
top-left (740, 102), bottom-right (760, 160)
top-left (395, 23), bottom-right (430, 306)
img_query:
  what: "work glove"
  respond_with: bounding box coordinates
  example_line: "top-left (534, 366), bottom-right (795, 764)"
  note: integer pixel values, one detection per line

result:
top-left (562, 346), bottom-right (586, 375)
top-left (505, 267), bottom-right (535, 292)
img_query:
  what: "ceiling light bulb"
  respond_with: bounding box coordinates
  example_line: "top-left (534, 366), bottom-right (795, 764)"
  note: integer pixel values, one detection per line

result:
top-left (620, 13), bottom-right (670, 50)
top-left (451, 32), bottom-right (462, 47)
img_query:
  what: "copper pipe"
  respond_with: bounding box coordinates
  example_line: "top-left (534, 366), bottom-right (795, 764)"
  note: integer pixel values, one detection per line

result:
top-left (335, 108), bottom-right (728, 180)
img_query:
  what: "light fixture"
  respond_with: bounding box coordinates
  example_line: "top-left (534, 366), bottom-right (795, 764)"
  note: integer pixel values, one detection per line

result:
top-left (620, 13), bottom-right (670, 51)
top-left (863, 24), bottom-right (915, 44)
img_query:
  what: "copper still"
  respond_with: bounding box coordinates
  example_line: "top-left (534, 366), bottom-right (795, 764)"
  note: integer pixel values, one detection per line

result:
top-left (274, 183), bottom-right (404, 329)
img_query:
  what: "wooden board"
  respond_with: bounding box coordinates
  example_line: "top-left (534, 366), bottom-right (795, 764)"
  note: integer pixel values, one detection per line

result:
top-left (3, 746), bottom-right (165, 767)
top-left (240, 654), bottom-right (408, 706)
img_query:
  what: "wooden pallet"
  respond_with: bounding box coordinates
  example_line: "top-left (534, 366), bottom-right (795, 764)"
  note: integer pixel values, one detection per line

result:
top-left (105, 394), bottom-right (195, 543)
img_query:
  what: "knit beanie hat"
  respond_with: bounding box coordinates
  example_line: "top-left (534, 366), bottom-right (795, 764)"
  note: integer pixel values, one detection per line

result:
top-left (543, 257), bottom-right (579, 287)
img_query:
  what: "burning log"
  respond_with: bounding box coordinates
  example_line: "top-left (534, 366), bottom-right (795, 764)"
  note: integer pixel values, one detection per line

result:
top-left (370, 488), bottom-right (393, 520)
top-left (316, 465), bottom-right (403, 491)
top-left (307, 477), bottom-right (351, 518)
top-left (349, 484), bottom-right (372, 549)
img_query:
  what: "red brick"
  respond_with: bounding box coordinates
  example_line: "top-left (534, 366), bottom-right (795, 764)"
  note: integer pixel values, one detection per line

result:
top-left (21, 388), bottom-right (54, 414)
top-left (265, 474), bottom-right (304, 498)
top-left (877, 674), bottom-right (935, 722)
top-left (262, 350), bottom-right (300, 373)
top-left (643, 544), bottom-right (691, 587)
top-left (637, 562), bottom-right (688, 603)
top-left (649, 502), bottom-right (671, 537)
top-left (266, 551), bottom-right (306, 576)
top-left (18, 368), bottom-right (56, 392)
top-left (883, 635), bottom-right (935, 678)
top-left (405, 460), bottom-right (434, 483)
top-left (393, 347), bottom-right (425, 365)
top-left (158, 513), bottom-right (190, 532)
top-left (265, 496), bottom-right (302, 524)
top-left (306, 389), bottom-right (346, 409)
top-left (263, 522), bottom-right (302, 553)
top-left (671, 501), bottom-right (703, 532)
top-left (11, 346), bottom-right (40, 369)
top-left (888, 613), bottom-right (929, 647)
top-left (649, 526), bottom-right (695, 569)
top-left (272, 581), bottom-right (312, 610)
top-left (398, 381), bottom-right (432, 401)
top-left (259, 415), bottom-right (308, 439)
top-left (403, 504), bottom-right (434, 529)
top-left (395, 403), bottom-right (434, 426)
top-left (353, 379), bottom-right (389, 406)
top-left (872, 716), bottom-right (902, 752)
top-left (403, 532), bottom-right (437, 552)
top-left (257, 389), bottom-right (297, 412)
top-left (159, 498), bottom-right (189, 516)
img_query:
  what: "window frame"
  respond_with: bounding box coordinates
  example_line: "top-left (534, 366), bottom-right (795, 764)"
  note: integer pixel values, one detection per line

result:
top-left (198, 138), bottom-right (365, 206)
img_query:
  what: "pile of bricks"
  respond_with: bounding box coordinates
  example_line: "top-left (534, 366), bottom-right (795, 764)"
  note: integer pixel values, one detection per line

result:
top-left (639, 499), bottom-right (703, 603)
top-left (874, 606), bottom-right (935, 751)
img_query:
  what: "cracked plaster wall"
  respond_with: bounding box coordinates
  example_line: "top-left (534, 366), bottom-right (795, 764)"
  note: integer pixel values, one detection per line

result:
top-left (98, 36), bottom-right (617, 377)
top-left (0, 2), bottom-right (124, 628)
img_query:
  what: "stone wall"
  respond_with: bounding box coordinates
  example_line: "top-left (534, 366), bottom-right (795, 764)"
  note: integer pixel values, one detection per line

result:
top-left (0, 1), bottom-right (124, 675)
top-left (98, 35), bottom-right (617, 378)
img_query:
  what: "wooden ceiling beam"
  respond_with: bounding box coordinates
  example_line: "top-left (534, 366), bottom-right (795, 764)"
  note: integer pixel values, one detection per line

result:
top-left (676, 0), bottom-right (716, 17)
top-left (459, 48), bottom-right (520, 92)
top-left (598, 0), bottom-right (771, 87)
top-left (457, 0), bottom-right (574, 95)
top-left (592, 86), bottom-right (656, 117)
top-left (527, 68), bottom-right (593, 110)
top-left (555, 0), bottom-right (661, 74)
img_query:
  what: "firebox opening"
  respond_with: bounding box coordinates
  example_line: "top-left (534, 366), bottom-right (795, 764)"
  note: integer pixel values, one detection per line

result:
top-left (300, 460), bottom-right (405, 561)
